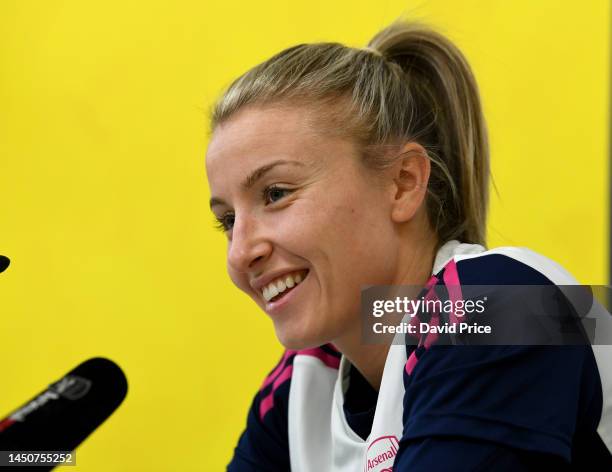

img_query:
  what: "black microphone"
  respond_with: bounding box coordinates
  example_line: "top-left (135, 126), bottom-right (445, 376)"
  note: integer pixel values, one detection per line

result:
top-left (0, 358), bottom-right (128, 468)
top-left (0, 256), bottom-right (9, 273)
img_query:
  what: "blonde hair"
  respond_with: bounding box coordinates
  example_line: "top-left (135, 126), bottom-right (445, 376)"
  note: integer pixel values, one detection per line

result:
top-left (209, 20), bottom-right (490, 247)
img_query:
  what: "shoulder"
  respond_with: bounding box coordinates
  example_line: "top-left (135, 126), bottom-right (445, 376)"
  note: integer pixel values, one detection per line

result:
top-left (397, 244), bottom-right (608, 462)
top-left (435, 245), bottom-right (596, 333)
top-left (438, 244), bottom-right (580, 286)
top-left (259, 343), bottom-right (341, 421)
top-left (227, 343), bottom-right (341, 471)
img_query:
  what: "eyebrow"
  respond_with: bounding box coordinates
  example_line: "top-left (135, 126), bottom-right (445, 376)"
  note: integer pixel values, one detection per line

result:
top-left (209, 159), bottom-right (305, 209)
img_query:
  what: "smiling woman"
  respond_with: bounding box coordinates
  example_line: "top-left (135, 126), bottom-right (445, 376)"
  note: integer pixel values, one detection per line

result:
top-left (207, 104), bottom-right (428, 353)
top-left (205, 19), bottom-right (612, 472)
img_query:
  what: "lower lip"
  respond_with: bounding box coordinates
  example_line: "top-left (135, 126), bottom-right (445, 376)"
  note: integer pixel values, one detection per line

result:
top-left (264, 272), bottom-right (309, 315)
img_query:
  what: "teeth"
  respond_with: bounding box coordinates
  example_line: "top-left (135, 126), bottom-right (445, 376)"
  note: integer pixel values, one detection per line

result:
top-left (262, 271), bottom-right (307, 302)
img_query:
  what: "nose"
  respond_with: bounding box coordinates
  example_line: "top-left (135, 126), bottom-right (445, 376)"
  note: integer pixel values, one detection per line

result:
top-left (227, 213), bottom-right (272, 273)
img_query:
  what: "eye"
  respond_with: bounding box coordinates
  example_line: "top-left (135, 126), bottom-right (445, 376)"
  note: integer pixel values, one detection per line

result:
top-left (213, 212), bottom-right (235, 232)
top-left (263, 185), bottom-right (292, 205)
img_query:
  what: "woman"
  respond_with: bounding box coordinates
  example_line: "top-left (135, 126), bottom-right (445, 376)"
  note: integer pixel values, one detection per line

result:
top-left (205, 20), bottom-right (612, 470)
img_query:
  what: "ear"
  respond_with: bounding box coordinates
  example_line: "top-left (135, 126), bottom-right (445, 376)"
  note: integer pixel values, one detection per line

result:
top-left (388, 142), bottom-right (430, 223)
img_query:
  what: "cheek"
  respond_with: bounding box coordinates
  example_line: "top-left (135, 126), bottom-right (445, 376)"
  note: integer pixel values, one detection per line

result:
top-left (267, 202), bottom-right (320, 252)
top-left (283, 193), bottom-right (387, 272)
top-left (317, 199), bottom-right (386, 252)
top-left (313, 200), bottom-right (395, 288)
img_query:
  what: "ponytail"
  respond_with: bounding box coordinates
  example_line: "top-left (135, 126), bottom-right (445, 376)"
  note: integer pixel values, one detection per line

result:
top-left (367, 22), bottom-right (490, 247)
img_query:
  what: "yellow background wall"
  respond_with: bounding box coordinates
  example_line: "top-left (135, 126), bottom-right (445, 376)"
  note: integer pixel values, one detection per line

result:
top-left (0, 0), bottom-right (608, 470)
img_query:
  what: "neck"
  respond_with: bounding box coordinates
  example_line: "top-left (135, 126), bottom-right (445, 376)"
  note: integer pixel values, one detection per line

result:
top-left (333, 230), bottom-right (438, 391)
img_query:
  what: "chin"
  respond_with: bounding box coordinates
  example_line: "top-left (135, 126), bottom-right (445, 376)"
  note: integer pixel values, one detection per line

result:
top-left (274, 324), bottom-right (328, 351)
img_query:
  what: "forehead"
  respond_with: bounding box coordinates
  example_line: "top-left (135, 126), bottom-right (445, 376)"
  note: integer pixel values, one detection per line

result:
top-left (205, 104), bottom-right (357, 177)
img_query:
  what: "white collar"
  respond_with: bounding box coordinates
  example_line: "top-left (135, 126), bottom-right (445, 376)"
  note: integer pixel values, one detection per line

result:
top-left (432, 239), bottom-right (486, 275)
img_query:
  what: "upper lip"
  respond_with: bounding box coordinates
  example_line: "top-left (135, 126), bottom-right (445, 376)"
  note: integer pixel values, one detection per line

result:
top-left (251, 268), bottom-right (308, 293)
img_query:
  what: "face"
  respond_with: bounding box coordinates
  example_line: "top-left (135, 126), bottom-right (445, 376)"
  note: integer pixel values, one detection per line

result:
top-left (206, 104), bottom-right (402, 349)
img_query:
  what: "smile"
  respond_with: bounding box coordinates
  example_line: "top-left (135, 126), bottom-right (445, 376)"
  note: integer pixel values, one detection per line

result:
top-left (262, 269), bottom-right (309, 303)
